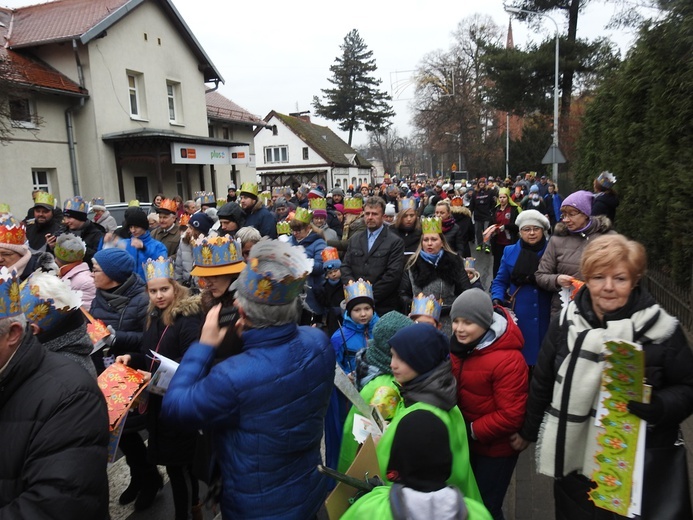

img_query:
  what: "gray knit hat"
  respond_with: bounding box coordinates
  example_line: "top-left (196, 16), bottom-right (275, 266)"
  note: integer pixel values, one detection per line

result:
top-left (450, 289), bottom-right (493, 329)
top-left (365, 311), bottom-right (413, 375)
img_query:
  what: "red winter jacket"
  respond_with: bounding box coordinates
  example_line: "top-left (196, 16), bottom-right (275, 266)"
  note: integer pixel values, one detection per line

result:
top-left (450, 306), bottom-right (528, 457)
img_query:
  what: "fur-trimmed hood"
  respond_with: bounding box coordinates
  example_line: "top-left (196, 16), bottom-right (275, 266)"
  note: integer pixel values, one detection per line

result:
top-left (150, 293), bottom-right (202, 319)
top-left (450, 205), bottom-right (471, 218)
top-left (553, 214), bottom-right (612, 237)
top-left (410, 250), bottom-right (465, 289)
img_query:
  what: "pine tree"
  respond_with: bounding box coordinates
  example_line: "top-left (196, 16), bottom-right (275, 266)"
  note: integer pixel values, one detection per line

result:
top-left (312, 29), bottom-right (395, 146)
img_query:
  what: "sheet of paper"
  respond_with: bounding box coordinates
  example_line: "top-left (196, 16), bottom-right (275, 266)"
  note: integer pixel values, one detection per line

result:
top-left (148, 350), bottom-right (180, 396)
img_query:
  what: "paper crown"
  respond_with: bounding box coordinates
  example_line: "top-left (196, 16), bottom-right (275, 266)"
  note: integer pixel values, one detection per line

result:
top-left (321, 246), bottom-right (340, 264)
top-left (63, 196), bottom-right (88, 214)
top-left (54, 234), bottom-right (86, 263)
top-left (128, 200), bottom-right (140, 207)
top-left (450, 196), bottom-right (464, 207)
top-left (143, 256), bottom-right (174, 282)
top-left (217, 198), bottom-right (227, 208)
top-left (237, 240), bottom-right (312, 306)
top-left (198, 192), bottom-right (216, 205)
top-left (240, 182), bottom-right (259, 198)
top-left (399, 198), bottom-right (416, 211)
top-left (91, 197), bottom-right (105, 207)
top-left (464, 257), bottom-right (476, 270)
top-left (421, 217), bottom-right (442, 234)
top-left (410, 293), bottom-right (442, 322)
top-left (309, 198), bottom-right (327, 211)
top-left (344, 197), bottom-right (363, 214)
top-left (20, 272), bottom-right (81, 332)
top-left (192, 235), bottom-right (244, 274)
top-left (272, 186), bottom-right (286, 196)
top-left (293, 207), bottom-right (313, 224)
top-left (34, 191), bottom-right (55, 207)
top-left (0, 203), bottom-right (10, 214)
top-left (157, 199), bottom-right (178, 213)
top-left (0, 267), bottom-right (22, 318)
top-left (276, 221), bottom-right (291, 235)
top-left (596, 171), bottom-right (617, 189)
top-left (0, 213), bottom-right (26, 245)
top-left (344, 278), bottom-right (374, 305)
top-left (179, 214), bottom-right (190, 227)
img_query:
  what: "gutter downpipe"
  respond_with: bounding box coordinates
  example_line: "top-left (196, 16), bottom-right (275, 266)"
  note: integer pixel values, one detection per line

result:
top-left (66, 39), bottom-right (87, 196)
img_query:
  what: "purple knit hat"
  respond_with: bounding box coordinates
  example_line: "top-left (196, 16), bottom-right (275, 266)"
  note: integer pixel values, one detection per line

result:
top-left (561, 190), bottom-right (594, 216)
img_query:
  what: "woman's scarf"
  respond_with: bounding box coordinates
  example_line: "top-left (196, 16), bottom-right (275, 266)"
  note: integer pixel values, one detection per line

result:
top-left (419, 249), bottom-right (444, 266)
top-left (510, 237), bottom-right (546, 286)
top-left (442, 217), bottom-right (455, 233)
top-left (536, 294), bottom-right (678, 478)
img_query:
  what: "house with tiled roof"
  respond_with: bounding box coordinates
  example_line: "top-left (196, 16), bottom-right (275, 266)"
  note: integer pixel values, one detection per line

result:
top-left (0, 0), bottom-right (264, 216)
top-left (255, 111), bottom-right (373, 190)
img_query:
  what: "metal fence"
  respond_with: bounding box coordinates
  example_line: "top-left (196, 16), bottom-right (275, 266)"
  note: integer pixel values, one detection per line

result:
top-left (644, 268), bottom-right (693, 338)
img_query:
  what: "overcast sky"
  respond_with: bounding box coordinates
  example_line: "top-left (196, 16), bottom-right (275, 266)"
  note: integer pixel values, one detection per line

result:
top-left (4, 0), bottom-right (651, 146)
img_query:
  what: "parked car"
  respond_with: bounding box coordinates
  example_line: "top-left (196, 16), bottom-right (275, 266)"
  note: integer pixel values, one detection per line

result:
top-left (89, 202), bottom-right (152, 230)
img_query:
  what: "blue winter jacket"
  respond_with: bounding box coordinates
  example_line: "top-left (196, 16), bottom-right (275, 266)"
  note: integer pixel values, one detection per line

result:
top-left (331, 313), bottom-right (379, 374)
top-left (290, 230), bottom-right (326, 315)
top-left (123, 231), bottom-right (168, 279)
top-left (162, 323), bottom-right (335, 519)
top-left (245, 202), bottom-right (278, 238)
top-left (491, 241), bottom-right (552, 365)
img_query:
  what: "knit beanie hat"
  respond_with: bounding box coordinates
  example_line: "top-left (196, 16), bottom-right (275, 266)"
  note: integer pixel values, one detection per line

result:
top-left (125, 208), bottom-right (149, 230)
top-left (450, 288), bottom-right (493, 329)
top-left (188, 212), bottom-right (214, 234)
top-left (332, 187), bottom-right (345, 197)
top-left (333, 203), bottom-right (344, 214)
top-left (529, 184), bottom-right (539, 193)
top-left (515, 209), bottom-right (550, 231)
top-left (561, 190), bottom-right (594, 216)
top-left (366, 311), bottom-right (413, 375)
top-left (388, 323), bottom-right (449, 376)
top-left (93, 248), bottom-right (135, 284)
top-left (387, 409), bottom-right (452, 492)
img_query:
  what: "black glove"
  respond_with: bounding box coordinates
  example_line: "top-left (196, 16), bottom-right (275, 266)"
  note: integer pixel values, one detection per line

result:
top-left (492, 299), bottom-right (506, 308)
top-left (627, 395), bottom-right (664, 424)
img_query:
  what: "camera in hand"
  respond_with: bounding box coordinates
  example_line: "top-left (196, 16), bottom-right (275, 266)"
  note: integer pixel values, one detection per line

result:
top-left (218, 305), bottom-right (239, 328)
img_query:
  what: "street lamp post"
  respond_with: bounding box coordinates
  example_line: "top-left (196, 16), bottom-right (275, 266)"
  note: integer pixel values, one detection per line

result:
top-left (445, 132), bottom-right (462, 179)
top-left (505, 5), bottom-right (560, 184)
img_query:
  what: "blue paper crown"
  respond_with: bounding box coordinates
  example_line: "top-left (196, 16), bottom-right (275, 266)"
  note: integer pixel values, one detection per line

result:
top-left (399, 198), bottom-right (416, 211)
top-left (200, 192), bottom-right (216, 205)
top-left (0, 268), bottom-right (21, 318)
top-left (20, 275), bottom-right (79, 331)
top-left (343, 278), bottom-right (373, 305)
top-left (63, 196), bottom-right (88, 214)
top-left (464, 257), bottom-right (476, 270)
top-left (91, 197), bottom-right (105, 207)
top-left (410, 293), bottom-right (442, 322)
top-left (239, 257), bottom-right (308, 305)
top-left (143, 256), bottom-right (174, 282)
top-left (192, 235), bottom-right (243, 268)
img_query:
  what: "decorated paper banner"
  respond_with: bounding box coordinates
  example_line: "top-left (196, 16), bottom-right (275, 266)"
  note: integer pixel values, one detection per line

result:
top-left (97, 363), bottom-right (149, 431)
top-left (589, 339), bottom-right (645, 517)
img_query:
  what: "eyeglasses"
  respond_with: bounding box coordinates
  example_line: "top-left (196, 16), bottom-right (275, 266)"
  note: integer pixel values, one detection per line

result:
top-left (520, 226), bottom-right (543, 233)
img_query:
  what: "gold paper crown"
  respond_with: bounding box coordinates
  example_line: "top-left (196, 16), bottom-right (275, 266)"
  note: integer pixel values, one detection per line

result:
top-left (179, 214), bottom-right (190, 226)
top-left (421, 217), bottom-right (442, 234)
top-left (128, 200), bottom-right (140, 207)
top-left (158, 199), bottom-right (178, 213)
top-left (309, 198), bottom-right (327, 211)
top-left (54, 234), bottom-right (86, 263)
top-left (276, 221), bottom-right (291, 235)
top-left (34, 192), bottom-right (55, 207)
top-left (293, 207), bottom-right (313, 224)
top-left (0, 203), bottom-right (11, 214)
top-left (344, 198), bottom-right (363, 210)
top-left (143, 256), bottom-right (174, 282)
top-left (240, 182), bottom-right (259, 198)
top-left (217, 198), bottom-right (227, 208)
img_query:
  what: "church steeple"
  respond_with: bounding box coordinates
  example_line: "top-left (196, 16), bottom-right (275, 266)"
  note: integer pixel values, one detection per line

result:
top-left (507, 18), bottom-right (514, 49)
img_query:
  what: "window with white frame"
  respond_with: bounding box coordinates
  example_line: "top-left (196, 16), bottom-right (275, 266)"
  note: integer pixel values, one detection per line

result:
top-left (264, 146), bottom-right (288, 164)
top-left (166, 81), bottom-right (182, 123)
top-left (127, 71), bottom-right (147, 119)
top-left (32, 169), bottom-right (52, 192)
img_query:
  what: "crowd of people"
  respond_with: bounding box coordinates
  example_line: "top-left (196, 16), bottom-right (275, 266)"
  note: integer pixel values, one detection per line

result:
top-left (0, 168), bottom-right (691, 520)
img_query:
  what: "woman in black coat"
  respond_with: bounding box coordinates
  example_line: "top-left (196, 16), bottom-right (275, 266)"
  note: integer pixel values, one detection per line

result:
top-left (118, 258), bottom-right (204, 520)
top-left (511, 234), bottom-right (693, 520)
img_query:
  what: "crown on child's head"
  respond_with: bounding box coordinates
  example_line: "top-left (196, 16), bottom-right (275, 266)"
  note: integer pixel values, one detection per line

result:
top-left (344, 278), bottom-right (373, 305)
top-left (143, 257), bottom-right (174, 282)
top-left (410, 293), bottom-right (442, 323)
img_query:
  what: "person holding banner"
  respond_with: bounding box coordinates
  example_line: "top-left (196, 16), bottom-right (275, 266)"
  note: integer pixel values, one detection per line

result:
top-left (511, 234), bottom-right (693, 520)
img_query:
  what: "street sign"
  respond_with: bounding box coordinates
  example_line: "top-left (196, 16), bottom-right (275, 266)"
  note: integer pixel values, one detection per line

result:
top-left (451, 163), bottom-right (457, 172)
top-left (542, 144), bottom-right (566, 164)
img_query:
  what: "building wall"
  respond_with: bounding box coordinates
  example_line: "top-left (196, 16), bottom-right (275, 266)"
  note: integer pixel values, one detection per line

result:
top-left (207, 122), bottom-right (259, 190)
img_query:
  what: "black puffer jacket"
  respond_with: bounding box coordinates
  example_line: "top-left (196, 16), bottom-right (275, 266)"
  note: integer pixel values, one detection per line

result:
top-left (89, 273), bottom-right (148, 371)
top-left (391, 226), bottom-right (422, 255)
top-left (521, 285), bottom-right (693, 447)
top-left (0, 329), bottom-right (109, 519)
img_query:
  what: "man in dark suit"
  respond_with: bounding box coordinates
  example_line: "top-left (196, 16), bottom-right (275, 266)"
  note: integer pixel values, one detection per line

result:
top-left (341, 196), bottom-right (405, 316)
